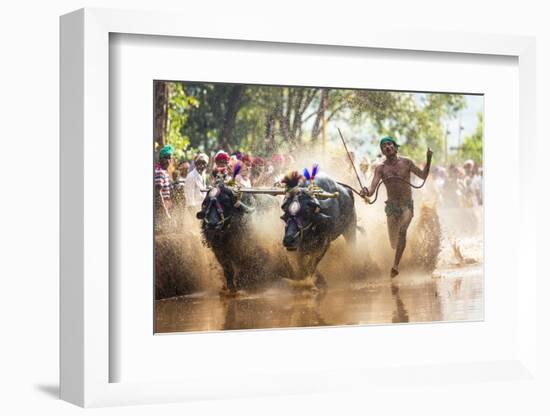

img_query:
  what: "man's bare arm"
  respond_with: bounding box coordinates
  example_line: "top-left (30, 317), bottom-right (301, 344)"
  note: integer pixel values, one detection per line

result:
top-left (362, 165), bottom-right (382, 197)
top-left (409, 148), bottom-right (433, 180)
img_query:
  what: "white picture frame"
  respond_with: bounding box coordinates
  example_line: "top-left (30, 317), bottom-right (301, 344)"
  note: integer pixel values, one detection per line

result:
top-left (60, 7), bottom-right (538, 408)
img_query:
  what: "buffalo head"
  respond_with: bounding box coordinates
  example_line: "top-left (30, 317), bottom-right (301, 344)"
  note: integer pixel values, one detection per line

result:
top-left (197, 184), bottom-right (254, 235)
top-left (280, 189), bottom-right (331, 251)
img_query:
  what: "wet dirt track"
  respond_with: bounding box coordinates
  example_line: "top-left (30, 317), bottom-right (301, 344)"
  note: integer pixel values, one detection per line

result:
top-left (155, 203), bottom-right (484, 333)
top-left (155, 263), bottom-right (483, 333)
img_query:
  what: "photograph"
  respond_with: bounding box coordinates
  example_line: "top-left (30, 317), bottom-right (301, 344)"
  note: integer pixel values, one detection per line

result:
top-left (153, 81), bottom-right (484, 333)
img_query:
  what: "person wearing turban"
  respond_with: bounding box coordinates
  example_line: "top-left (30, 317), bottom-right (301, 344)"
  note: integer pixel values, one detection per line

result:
top-left (155, 145), bottom-right (175, 227)
top-left (184, 153), bottom-right (209, 216)
top-left (159, 144), bottom-right (174, 159)
top-left (212, 150), bottom-right (231, 183)
top-left (361, 137), bottom-right (433, 277)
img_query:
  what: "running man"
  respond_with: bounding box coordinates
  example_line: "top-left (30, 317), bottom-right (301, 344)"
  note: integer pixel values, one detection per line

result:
top-left (361, 137), bottom-right (432, 277)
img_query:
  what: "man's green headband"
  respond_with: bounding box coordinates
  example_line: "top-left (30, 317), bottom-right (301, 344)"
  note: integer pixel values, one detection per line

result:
top-left (380, 137), bottom-right (399, 149)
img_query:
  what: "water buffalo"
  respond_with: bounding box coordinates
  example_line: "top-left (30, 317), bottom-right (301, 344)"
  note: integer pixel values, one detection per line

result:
top-left (197, 183), bottom-right (292, 293)
top-left (280, 173), bottom-right (357, 289)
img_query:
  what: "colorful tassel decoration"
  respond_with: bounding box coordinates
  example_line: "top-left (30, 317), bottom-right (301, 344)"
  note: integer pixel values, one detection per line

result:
top-left (233, 161), bottom-right (242, 178)
top-left (311, 163), bottom-right (319, 184)
top-left (282, 171), bottom-right (303, 189)
top-left (311, 163), bottom-right (319, 179)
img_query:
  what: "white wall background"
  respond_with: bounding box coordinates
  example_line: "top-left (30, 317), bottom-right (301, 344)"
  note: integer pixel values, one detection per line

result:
top-left (0, 0), bottom-right (548, 415)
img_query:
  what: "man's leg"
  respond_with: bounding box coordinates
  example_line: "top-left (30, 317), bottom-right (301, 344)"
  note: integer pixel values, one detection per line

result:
top-left (387, 216), bottom-right (400, 249)
top-left (391, 208), bottom-right (413, 277)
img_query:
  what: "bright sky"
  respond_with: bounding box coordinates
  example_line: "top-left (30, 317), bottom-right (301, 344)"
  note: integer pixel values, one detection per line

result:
top-left (326, 93), bottom-right (484, 160)
top-left (445, 94), bottom-right (484, 149)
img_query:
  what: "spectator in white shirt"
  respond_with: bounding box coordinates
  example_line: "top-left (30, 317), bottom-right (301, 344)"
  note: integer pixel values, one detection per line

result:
top-left (184, 153), bottom-right (209, 216)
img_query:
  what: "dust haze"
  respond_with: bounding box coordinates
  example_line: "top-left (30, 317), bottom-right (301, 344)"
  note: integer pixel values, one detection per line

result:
top-left (155, 145), bottom-right (483, 332)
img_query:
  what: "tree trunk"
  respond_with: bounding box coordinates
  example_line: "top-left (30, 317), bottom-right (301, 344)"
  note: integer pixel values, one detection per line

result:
top-left (220, 85), bottom-right (244, 151)
top-left (295, 88), bottom-right (319, 145)
top-left (289, 89), bottom-right (305, 147)
top-left (311, 88), bottom-right (329, 143)
top-left (265, 113), bottom-right (276, 154)
top-left (154, 81), bottom-right (169, 149)
top-left (280, 88), bottom-right (292, 144)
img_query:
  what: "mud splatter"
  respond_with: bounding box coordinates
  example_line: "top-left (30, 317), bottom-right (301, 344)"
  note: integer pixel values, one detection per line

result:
top-left (154, 146), bottom-right (483, 331)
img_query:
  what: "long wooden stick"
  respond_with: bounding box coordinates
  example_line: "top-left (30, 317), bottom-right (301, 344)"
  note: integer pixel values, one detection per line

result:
top-left (201, 187), bottom-right (285, 195)
top-left (200, 187), bottom-right (338, 199)
top-left (337, 128), bottom-right (366, 192)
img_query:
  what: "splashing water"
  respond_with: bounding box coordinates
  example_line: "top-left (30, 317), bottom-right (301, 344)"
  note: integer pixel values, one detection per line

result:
top-left (155, 144), bottom-right (483, 331)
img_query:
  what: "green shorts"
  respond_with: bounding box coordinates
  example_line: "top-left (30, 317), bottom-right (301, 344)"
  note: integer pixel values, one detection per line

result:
top-left (384, 200), bottom-right (414, 219)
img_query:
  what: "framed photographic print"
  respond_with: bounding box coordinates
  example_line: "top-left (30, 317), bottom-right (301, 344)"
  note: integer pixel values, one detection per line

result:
top-left (151, 79), bottom-right (484, 334)
top-left (60, 7), bottom-right (538, 408)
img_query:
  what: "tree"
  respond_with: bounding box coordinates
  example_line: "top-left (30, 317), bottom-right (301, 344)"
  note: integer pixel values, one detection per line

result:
top-left (153, 82), bottom-right (200, 160)
top-left (219, 85), bottom-right (245, 151)
top-left (310, 88), bottom-right (330, 144)
top-left (158, 81), bottom-right (470, 164)
top-left (460, 112), bottom-right (483, 165)
top-left (344, 91), bottom-right (465, 161)
top-left (154, 81), bottom-right (169, 149)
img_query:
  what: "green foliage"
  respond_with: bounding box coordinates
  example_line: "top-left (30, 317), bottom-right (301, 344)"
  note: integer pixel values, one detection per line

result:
top-left (345, 92), bottom-right (465, 162)
top-left (177, 83), bottom-right (239, 152)
top-left (159, 81), bottom-right (472, 165)
top-left (348, 92), bottom-right (465, 162)
top-left (460, 112), bottom-right (483, 165)
top-left (164, 82), bottom-right (199, 158)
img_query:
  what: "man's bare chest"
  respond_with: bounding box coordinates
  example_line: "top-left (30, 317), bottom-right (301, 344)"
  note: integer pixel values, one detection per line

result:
top-left (381, 160), bottom-right (410, 179)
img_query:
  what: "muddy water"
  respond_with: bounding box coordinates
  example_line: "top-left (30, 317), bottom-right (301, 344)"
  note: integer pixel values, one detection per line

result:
top-left (155, 202), bottom-right (484, 333)
top-left (155, 263), bottom-right (483, 333)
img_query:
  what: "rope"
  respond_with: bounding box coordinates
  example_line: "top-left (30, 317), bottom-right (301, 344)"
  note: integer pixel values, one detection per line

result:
top-left (338, 175), bottom-right (428, 205)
